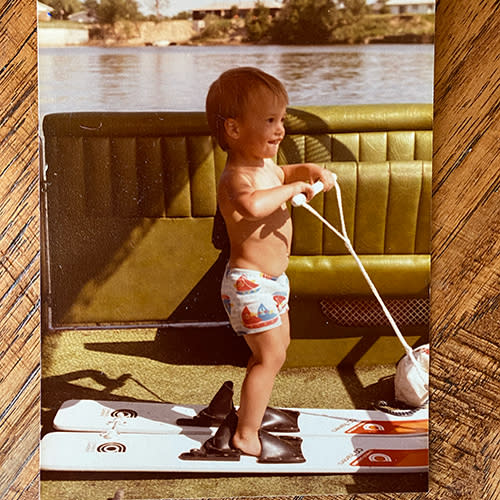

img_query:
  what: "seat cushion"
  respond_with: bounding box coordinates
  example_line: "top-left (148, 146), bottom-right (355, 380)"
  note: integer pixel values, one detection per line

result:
top-left (288, 255), bottom-right (430, 298)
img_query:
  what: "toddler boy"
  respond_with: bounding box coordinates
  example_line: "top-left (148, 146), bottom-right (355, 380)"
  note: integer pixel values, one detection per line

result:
top-left (206, 67), bottom-right (335, 457)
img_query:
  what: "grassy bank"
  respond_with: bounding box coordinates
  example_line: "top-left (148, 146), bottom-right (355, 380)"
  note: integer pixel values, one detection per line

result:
top-left (354, 13), bottom-right (435, 43)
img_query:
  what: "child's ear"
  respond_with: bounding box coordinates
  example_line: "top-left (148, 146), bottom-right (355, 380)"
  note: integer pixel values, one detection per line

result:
top-left (224, 118), bottom-right (239, 139)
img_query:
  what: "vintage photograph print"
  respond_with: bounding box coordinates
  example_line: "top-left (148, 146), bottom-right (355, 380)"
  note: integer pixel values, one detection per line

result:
top-left (38, 1), bottom-right (435, 498)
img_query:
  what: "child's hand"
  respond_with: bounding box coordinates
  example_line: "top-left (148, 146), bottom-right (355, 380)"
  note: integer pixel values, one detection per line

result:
top-left (292, 181), bottom-right (317, 202)
top-left (282, 163), bottom-right (337, 197)
top-left (316, 168), bottom-right (337, 192)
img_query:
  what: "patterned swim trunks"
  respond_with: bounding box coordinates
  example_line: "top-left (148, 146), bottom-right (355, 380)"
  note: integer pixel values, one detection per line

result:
top-left (221, 266), bottom-right (290, 335)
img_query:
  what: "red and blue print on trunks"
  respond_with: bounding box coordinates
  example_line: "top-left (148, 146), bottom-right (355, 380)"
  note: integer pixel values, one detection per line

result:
top-left (273, 292), bottom-right (286, 311)
top-left (221, 294), bottom-right (232, 314)
top-left (241, 304), bottom-right (279, 330)
top-left (235, 274), bottom-right (260, 294)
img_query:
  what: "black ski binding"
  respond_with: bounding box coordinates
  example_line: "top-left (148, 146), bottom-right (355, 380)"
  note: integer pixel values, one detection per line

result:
top-left (176, 380), bottom-right (235, 427)
top-left (179, 407), bottom-right (241, 461)
top-left (179, 408), bottom-right (305, 464)
top-left (176, 381), bottom-right (300, 432)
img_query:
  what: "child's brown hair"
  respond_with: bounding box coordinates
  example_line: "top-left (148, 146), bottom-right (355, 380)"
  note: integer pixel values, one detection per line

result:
top-left (205, 66), bottom-right (289, 151)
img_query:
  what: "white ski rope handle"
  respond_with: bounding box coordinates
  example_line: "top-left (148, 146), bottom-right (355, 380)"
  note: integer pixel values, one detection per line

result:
top-left (291, 180), bottom-right (326, 207)
top-left (293, 177), bottom-right (427, 387)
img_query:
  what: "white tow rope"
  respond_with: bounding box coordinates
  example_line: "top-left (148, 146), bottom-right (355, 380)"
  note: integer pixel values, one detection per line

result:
top-left (292, 178), bottom-right (429, 407)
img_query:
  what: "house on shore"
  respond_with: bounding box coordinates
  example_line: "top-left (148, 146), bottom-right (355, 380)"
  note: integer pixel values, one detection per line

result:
top-left (383, 0), bottom-right (435, 15)
top-left (192, 1), bottom-right (283, 21)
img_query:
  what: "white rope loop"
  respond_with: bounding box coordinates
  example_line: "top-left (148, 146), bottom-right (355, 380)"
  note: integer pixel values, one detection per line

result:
top-left (300, 178), bottom-right (428, 388)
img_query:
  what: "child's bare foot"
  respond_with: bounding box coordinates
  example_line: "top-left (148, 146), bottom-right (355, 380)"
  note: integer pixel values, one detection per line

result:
top-left (232, 431), bottom-right (262, 457)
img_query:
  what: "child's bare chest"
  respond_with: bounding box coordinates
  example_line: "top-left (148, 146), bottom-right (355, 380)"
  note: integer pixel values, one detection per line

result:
top-left (251, 165), bottom-right (282, 190)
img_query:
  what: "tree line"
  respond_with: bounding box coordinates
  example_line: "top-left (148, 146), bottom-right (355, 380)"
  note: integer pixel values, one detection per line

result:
top-left (43, 0), bottom-right (169, 23)
top-left (44, 0), bottom-right (375, 27)
top-left (246, 0), bottom-right (371, 44)
top-left (42, 0), bottom-right (431, 45)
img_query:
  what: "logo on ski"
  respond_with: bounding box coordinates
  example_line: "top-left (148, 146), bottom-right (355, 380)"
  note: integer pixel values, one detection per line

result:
top-left (110, 409), bottom-right (138, 419)
top-left (350, 448), bottom-right (428, 467)
top-left (367, 452), bottom-right (392, 463)
top-left (97, 442), bottom-right (127, 453)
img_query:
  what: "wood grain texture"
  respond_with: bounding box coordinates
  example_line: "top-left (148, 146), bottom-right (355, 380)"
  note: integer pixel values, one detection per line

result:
top-left (429, 0), bottom-right (500, 498)
top-left (0, 1), bottom-right (40, 500)
top-left (1, 0), bottom-right (498, 500)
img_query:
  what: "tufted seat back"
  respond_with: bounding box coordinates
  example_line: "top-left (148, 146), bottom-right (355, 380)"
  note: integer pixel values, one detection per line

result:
top-left (44, 105), bottom-right (431, 220)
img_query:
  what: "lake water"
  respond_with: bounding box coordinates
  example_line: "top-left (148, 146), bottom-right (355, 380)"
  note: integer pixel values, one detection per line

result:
top-left (38, 44), bottom-right (434, 117)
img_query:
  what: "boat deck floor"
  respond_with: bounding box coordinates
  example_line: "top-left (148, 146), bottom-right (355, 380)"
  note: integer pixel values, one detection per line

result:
top-left (41, 328), bottom-right (427, 499)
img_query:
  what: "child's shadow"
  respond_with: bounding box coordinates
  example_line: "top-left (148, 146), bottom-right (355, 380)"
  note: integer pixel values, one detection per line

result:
top-left (83, 326), bottom-right (251, 367)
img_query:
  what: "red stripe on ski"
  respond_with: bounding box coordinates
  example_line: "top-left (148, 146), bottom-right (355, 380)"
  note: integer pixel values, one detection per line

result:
top-left (345, 419), bottom-right (428, 435)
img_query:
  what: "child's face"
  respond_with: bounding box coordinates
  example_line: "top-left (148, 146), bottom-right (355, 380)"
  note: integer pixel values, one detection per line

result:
top-left (232, 86), bottom-right (287, 161)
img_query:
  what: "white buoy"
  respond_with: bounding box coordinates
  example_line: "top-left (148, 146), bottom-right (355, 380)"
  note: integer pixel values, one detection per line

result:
top-left (395, 344), bottom-right (429, 407)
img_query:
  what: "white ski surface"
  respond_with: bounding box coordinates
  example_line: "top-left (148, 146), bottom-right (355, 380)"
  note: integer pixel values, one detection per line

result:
top-left (40, 431), bottom-right (428, 473)
top-left (53, 399), bottom-right (428, 436)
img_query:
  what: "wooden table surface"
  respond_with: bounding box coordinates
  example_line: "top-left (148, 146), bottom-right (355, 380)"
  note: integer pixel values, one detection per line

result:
top-left (1, 0), bottom-right (498, 498)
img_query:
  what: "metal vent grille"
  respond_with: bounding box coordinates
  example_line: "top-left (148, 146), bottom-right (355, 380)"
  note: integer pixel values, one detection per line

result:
top-left (319, 297), bottom-right (429, 327)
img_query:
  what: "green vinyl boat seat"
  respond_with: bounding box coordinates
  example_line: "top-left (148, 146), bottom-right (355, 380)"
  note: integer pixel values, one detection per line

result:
top-left (41, 104), bottom-right (431, 365)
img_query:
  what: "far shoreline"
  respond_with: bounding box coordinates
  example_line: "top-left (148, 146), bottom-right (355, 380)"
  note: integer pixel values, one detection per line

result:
top-left (38, 15), bottom-right (435, 49)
